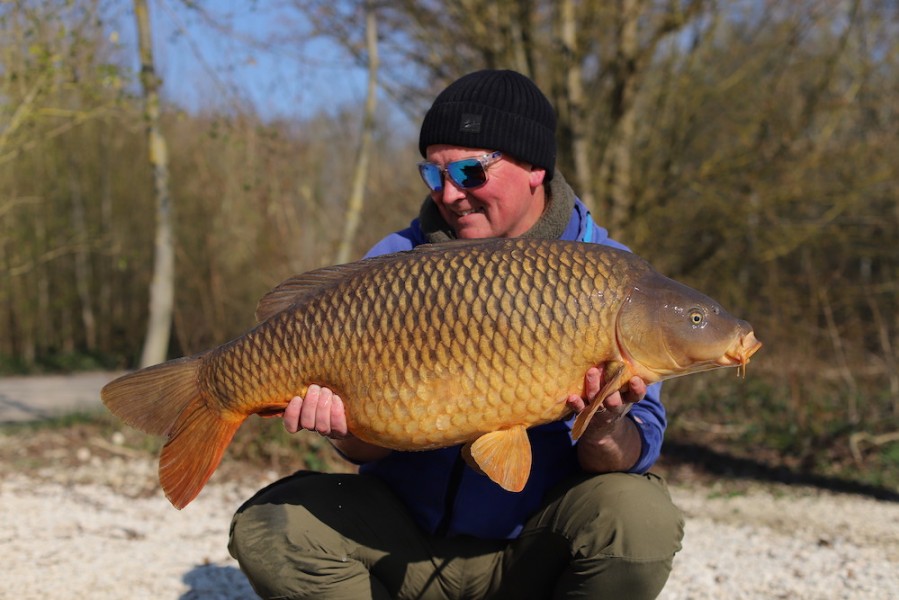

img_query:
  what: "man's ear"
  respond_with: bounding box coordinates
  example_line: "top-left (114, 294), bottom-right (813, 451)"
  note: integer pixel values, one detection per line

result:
top-left (528, 167), bottom-right (546, 189)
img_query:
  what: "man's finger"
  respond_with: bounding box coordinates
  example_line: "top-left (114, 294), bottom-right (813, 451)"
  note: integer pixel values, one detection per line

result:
top-left (585, 366), bottom-right (602, 400)
top-left (566, 394), bottom-right (586, 413)
top-left (330, 396), bottom-right (348, 438)
top-left (315, 387), bottom-right (333, 434)
top-left (284, 396), bottom-right (302, 434)
top-left (624, 377), bottom-right (647, 403)
top-left (299, 384), bottom-right (320, 431)
top-left (603, 391), bottom-right (624, 410)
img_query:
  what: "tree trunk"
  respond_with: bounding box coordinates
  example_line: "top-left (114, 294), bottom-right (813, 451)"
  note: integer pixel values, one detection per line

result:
top-left (335, 0), bottom-right (379, 264)
top-left (605, 0), bottom-right (639, 234)
top-left (558, 0), bottom-right (595, 212)
top-left (68, 161), bottom-right (97, 350)
top-left (134, 0), bottom-right (175, 367)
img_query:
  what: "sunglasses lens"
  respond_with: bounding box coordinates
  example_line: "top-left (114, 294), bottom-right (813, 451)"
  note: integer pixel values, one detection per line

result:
top-left (447, 159), bottom-right (487, 189)
top-left (419, 163), bottom-right (444, 191)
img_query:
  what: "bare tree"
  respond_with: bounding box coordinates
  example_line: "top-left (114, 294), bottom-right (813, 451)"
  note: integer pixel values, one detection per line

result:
top-left (556, 0), bottom-right (595, 212)
top-left (134, 0), bottom-right (175, 367)
top-left (336, 0), bottom-right (379, 264)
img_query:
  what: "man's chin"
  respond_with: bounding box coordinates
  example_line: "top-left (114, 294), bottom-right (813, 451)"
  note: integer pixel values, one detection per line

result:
top-left (453, 221), bottom-right (493, 239)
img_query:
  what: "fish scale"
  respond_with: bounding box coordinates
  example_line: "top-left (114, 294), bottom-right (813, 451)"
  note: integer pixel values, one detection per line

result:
top-left (102, 237), bottom-right (761, 508)
top-left (261, 240), bottom-right (616, 450)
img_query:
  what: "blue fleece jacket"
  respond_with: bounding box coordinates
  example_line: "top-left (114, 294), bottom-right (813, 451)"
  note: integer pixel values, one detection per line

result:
top-left (358, 198), bottom-right (666, 539)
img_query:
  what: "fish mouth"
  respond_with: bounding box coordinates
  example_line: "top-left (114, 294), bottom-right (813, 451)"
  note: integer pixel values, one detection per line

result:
top-left (716, 331), bottom-right (762, 377)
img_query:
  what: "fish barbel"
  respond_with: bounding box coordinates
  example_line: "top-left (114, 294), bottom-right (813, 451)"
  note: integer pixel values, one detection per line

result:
top-left (102, 238), bottom-right (761, 508)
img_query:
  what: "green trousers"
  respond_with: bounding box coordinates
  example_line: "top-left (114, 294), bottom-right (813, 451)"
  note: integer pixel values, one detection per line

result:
top-left (229, 471), bottom-right (683, 600)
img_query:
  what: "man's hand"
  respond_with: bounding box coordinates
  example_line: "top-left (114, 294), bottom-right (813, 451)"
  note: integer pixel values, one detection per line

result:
top-left (565, 366), bottom-right (646, 435)
top-left (567, 365), bottom-right (647, 473)
top-left (283, 385), bottom-right (392, 463)
top-left (283, 384), bottom-right (349, 438)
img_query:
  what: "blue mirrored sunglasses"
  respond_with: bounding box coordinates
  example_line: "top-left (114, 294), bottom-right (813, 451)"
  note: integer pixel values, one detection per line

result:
top-left (418, 151), bottom-right (503, 192)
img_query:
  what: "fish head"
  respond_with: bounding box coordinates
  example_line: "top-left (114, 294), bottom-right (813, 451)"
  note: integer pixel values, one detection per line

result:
top-left (615, 272), bottom-right (762, 382)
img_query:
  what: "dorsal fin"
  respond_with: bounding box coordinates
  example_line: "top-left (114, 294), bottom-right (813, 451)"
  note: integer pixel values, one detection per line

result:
top-left (255, 239), bottom-right (507, 322)
top-left (256, 261), bottom-right (378, 322)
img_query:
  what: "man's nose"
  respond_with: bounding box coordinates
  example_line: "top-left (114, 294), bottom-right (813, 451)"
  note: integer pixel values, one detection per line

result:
top-left (439, 177), bottom-right (466, 202)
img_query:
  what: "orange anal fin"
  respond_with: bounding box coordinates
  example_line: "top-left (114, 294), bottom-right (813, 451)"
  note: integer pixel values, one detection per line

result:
top-left (158, 396), bottom-right (244, 509)
top-left (571, 363), bottom-right (630, 440)
top-left (465, 425), bottom-right (532, 493)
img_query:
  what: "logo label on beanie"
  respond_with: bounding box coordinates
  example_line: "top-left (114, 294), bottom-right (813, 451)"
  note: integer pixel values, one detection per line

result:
top-left (460, 113), bottom-right (482, 133)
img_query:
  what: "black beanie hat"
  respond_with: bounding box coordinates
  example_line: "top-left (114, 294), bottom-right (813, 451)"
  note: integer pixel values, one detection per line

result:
top-left (419, 70), bottom-right (556, 179)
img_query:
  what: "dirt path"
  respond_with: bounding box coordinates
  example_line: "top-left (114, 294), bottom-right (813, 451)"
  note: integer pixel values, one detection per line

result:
top-left (0, 371), bottom-right (119, 422)
top-left (3, 446), bottom-right (898, 599)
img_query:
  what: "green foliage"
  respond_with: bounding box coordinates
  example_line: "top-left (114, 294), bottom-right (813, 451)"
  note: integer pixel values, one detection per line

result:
top-left (0, 351), bottom-right (119, 375)
top-left (665, 369), bottom-right (899, 491)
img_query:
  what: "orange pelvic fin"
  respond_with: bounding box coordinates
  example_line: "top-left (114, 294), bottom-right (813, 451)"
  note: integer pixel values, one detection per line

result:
top-left (101, 354), bottom-right (242, 509)
top-left (464, 425), bottom-right (532, 492)
top-left (571, 362), bottom-right (630, 440)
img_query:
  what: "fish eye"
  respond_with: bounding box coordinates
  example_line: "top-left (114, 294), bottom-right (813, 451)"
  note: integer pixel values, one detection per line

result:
top-left (689, 310), bottom-right (704, 325)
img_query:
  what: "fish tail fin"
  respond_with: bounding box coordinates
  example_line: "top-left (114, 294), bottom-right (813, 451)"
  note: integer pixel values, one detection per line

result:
top-left (101, 356), bottom-right (205, 437)
top-left (101, 354), bottom-right (243, 509)
top-left (158, 395), bottom-right (242, 509)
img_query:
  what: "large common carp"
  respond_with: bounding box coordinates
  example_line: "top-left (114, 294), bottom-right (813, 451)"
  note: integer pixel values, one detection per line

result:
top-left (102, 238), bottom-right (761, 508)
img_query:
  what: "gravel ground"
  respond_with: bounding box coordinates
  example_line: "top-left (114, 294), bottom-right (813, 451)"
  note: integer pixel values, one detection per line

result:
top-left (3, 432), bottom-right (898, 600)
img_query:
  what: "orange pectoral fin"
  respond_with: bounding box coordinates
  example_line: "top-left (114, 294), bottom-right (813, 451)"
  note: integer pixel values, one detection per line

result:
top-left (571, 362), bottom-right (630, 440)
top-left (465, 425), bottom-right (532, 492)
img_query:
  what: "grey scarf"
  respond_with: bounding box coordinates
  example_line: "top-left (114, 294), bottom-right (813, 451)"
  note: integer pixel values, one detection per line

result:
top-left (418, 170), bottom-right (575, 243)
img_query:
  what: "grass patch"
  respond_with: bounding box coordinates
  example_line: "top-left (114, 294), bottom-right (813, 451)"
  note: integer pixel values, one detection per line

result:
top-left (0, 351), bottom-right (123, 376)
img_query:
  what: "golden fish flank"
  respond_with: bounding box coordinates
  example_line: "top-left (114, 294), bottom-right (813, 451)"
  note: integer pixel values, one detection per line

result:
top-left (101, 238), bottom-right (762, 509)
